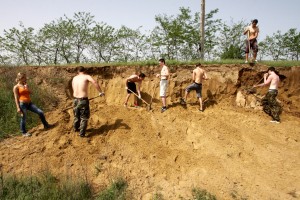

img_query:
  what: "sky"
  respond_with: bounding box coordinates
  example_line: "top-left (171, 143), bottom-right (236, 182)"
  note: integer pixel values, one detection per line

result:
top-left (0, 0), bottom-right (299, 40)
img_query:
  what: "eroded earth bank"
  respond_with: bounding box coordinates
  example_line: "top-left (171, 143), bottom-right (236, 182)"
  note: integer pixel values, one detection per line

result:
top-left (0, 64), bottom-right (299, 199)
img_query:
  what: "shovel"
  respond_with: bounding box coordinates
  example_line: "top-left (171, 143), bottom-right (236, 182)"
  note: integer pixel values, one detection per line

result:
top-left (62, 95), bottom-right (104, 112)
top-left (247, 30), bottom-right (252, 61)
top-left (244, 76), bottom-right (264, 94)
top-left (127, 88), bottom-right (151, 111)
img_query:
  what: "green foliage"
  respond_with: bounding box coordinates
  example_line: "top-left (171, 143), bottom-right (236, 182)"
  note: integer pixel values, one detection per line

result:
top-left (0, 8), bottom-right (299, 64)
top-left (0, 172), bottom-right (93, 200)
top-left (221, 45), bottom-right (243, 59)
top-left (96, 178), bottom-right (128, 200)
top-left (192, 188), bottom-right (217, 200)
top-left (282, 28), bottom-right (300, 60)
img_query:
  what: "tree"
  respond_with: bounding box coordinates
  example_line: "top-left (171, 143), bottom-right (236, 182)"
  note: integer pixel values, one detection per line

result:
top-left (114, 26), bottom-right (148, 62)
top-left (199, 9), bottom-right (222, 60)
top-left (89, 22), bottom-right (117, 63)
top-left (0, 36), bottom-right (10, 64)
top-left (150, 7), bottom-right (218, 60)
top-left (283, 28), bottom-right (300, 60)
top-left (70, 12), bottom-right (95, 63)
top-left (218, 20), bottom-right (247, 59)
top-left (2, 23), bottom-right (35, 65)
top-left (262, 31), bottom-right (286, 60)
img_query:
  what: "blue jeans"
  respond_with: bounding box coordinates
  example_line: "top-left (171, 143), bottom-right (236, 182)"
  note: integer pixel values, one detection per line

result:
top-left (19, 102), bottom-right (49, 133)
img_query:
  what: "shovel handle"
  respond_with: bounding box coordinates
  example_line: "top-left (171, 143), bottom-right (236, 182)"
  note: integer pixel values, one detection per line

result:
top-left (127, 88), bottom-right (150, 106)
top-left (62, 96), bottom-right (103, 111)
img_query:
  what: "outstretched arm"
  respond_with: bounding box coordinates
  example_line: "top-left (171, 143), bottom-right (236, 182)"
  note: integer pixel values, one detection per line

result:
top-left (254, 73), bottom-right (271, 87)
top-left (88, 75), bottom-right (104, 95)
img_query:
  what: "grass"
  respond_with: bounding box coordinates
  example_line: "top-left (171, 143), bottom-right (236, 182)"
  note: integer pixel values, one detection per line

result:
top-left (0, 171), bottom-right (93, 200)
top-left (6, 59), bottom-right (300, 68)
top-left (192, 188), bottom-right (217, 200)
top-left (96, 178), bottom-right (128, 200)
top-left (61, 59), bottom-right (300, 67)
top-left (0, 165), bottom-right (220, 200)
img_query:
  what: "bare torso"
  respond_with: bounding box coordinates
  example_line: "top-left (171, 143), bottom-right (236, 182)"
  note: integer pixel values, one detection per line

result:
top-left (72, 74), bottom-right (91, 98)
top-left (127, 75), bottom-right (141, 83)
top-left (268, 73), bottom-right (280, 90)
top-left (193, 67), bottom-right (207, 84)
top-left (248, 25), bottom-right (259, 40)
top-left (160, 65), bottom-right (169, 80)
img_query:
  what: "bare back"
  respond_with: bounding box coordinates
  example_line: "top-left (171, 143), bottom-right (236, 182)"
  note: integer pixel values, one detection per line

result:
top-left (268, 73), bottom-right (280, 90)
top-left (193, 67), bottom-right (207, 84)
top-left (127, 75), bottom-right (140, 83)
top-left (72, 74), bottom-right (93, 98)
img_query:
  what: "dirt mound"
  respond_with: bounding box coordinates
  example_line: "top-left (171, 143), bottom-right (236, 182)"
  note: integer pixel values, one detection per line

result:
top-left (0, 64), bottom-right (300, 199)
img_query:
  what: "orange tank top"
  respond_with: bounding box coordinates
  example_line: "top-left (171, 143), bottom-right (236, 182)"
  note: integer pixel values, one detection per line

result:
top-left (18, 85), bottom-right (31, 103)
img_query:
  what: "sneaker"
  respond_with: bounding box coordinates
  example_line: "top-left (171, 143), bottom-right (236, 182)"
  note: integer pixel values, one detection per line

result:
top-left (180, 98), bottom-right (186, 105)
top-left (161, 107), bottom-right (167, 113)
top-left (245, 60), bottom-right (248, 63)
top-left (270, 120), bottom-right (280, 124)
top-left (199, 109), bottom-right (204, 112)
top-left (79, 133), bottom-right (86, 137)
top-left (123, 103), bottom-right (127, 107)
top-left (254, 60), bottom-right (258, 62)
top-left (22, 133), bottom-right (32, 137)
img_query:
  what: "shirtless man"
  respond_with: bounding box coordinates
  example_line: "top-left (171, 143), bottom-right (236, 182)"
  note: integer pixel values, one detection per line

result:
top-left (156, 58), bottom-right (170, 113)
top-left (243, 19), bottom-right (259, 63)
top-left (254, 66), bottom-right (281, 123)
top-left (181, 63), bottom-right (208, 112)
top-left (124, 73), bottom-right (146, 107)
top-left (72, 66), bottom-right (104, 137)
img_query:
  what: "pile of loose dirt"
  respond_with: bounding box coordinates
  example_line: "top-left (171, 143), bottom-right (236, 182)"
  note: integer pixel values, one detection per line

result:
top-left (0, 64), bottom-right (299, 199)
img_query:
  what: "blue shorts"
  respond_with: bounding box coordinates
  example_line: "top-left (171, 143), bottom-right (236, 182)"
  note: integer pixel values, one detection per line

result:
top-left (186, 82), bottom-right (202, 98)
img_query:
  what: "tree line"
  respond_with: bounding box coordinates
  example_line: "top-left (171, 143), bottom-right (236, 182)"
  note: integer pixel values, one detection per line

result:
top-left (0, 8), bottom-right (299, 65)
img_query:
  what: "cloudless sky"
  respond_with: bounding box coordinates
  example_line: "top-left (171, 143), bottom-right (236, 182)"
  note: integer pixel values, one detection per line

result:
top-left (0, 0), bottom-right (299, 40)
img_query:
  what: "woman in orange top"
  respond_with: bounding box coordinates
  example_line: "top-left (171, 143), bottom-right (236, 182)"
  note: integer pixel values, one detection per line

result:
top-left (13, 72), bottom-right (50, 137)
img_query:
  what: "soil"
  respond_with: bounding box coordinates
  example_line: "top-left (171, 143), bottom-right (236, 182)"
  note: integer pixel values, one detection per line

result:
top-left (0, 64), bottom-right (299, 199)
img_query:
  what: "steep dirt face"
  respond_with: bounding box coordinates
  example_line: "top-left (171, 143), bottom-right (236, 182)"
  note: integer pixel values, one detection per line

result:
top-left (0, 64), bottom-right (299, 199)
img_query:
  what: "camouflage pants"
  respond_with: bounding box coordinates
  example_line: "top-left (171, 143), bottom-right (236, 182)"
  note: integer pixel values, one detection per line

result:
top-left (73, 98), bottom-right (90, 136)
top-left (261, 90), bottom-right (282, 121)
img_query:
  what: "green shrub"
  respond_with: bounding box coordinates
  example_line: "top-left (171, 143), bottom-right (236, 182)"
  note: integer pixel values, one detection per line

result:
top-left (96, 178), bottom-right (128, 200)
top-left (0, 172), bottom-right (93, 200)
top-left (192, 188), bottom-right (217, 200)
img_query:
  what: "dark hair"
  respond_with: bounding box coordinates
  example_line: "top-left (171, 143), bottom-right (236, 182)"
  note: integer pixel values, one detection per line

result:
top-left (77, 66), bottom-right (86, 72)
top-left (268, 66), bottom-right (275, 72)
top-left (268, 66), bottom-right (280, 75)
top-left (252, 19), bottom-right (258, 24)
top-left (196, 63), bottom-right (202, 67)
top-left (159, 58), bottom-right (165, 64)
top-left (139, 73), bottom-right (146, 78)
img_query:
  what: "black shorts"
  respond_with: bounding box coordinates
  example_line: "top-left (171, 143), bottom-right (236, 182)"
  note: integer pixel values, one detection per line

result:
top-left (245, 38), bottom-right (258, 53)
top-left (127, 82), bottom-right (137, 94)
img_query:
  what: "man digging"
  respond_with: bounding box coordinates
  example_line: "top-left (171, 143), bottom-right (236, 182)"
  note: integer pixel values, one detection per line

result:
top-left (243, 19), bottom-right (259, 63)
top-left (253, 67), bottom-right (282, 123)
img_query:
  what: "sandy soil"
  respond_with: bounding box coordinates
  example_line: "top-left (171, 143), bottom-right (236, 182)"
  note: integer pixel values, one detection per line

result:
top-left (0, 64), bottom-right (299, 199)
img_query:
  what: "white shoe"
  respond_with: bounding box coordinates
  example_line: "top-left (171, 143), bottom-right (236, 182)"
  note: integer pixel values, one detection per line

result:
top-left (245, 60), bottom-right (248, 63)
top-left (22, 133), bottom-right (32, 137)
top-left (270, 120), bottom-right (280, 124)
